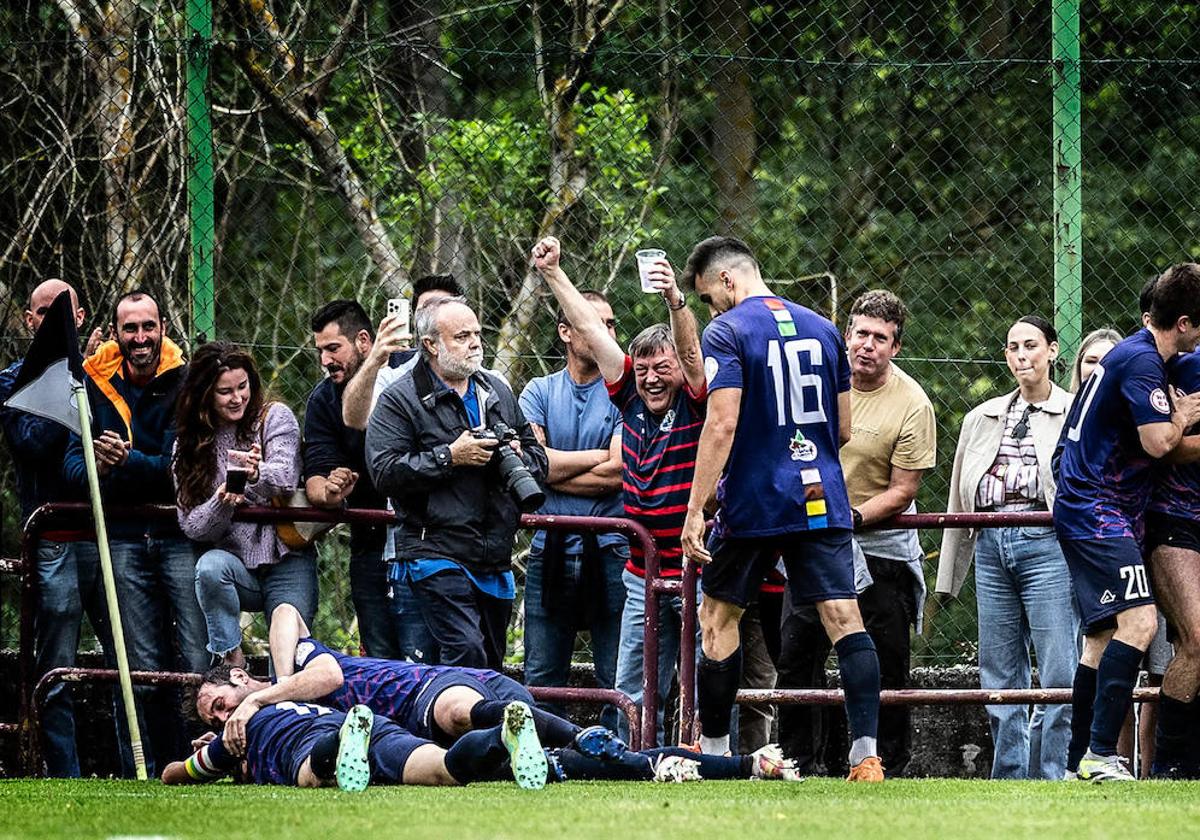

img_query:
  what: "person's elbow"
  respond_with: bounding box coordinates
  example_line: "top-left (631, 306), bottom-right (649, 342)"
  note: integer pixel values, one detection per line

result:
top-left (1140, 428), bottom-right (1178, 460)
top-left (311, 660), bottom-right (345, 694)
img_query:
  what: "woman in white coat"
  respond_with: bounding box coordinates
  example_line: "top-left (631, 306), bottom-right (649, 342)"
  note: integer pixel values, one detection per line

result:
top-left (936, 315), bottom-right (1080, 780)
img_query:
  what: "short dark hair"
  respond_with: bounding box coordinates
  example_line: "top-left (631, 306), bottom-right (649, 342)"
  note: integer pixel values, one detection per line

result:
top-left (1149, 263), bottom-right (1200, 330)
top-left (1139, 274), bottom-right (1159, 316)
top-left (848, 290), bottom-right (909, 344)
top-left (310, 299), bottom-right (373, 340)
top-left (556, 290), bottom-right (610, 328)
top-left (201, 663), bottom-right (237, 688)
top-left (628, 323), bottom-right (675, 360)
top-left (113, 289), bottom-right (164, 330)
top-left (1015, 314), bottom-right (1057, 345)
top-left (412, 274), bottom-right (464, 310)
top-left (680, 236), bottom-right (758, 290)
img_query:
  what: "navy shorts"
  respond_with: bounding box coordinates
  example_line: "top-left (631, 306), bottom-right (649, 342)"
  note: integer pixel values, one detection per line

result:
top-left (1061, 536), bottom-right (1155, 634)
top-left (1144, 511), bottom-right (1200, 556)
top-left (289, 712), bottom-right (429, 785)
top-left (702, 528), bottom-right (856, 609)
top-left (406, 670), bottom-right (534, 745)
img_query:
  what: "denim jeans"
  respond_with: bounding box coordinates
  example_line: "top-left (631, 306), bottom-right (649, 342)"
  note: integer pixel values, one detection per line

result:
top-left (34, 539), bottom-right (114, 777)
top-left (975, 526), bottom-right (1081, 779)
top-left (350, 548), bottom-right (402, 659)
top-left (523, 544), bottom-right (628, 732)
top-left (193, 549), bottom-right (318, 657)
top-left (388, 567), bottom-right (440, 663)
top-left (76, 536), bottom-right (207, 777)
top-left (613, 568), bottom-right (701, 746)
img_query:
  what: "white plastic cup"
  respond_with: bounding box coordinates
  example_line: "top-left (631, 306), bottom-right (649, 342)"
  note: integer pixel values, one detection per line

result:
top-left (635, 249), bottom-right (666, 293)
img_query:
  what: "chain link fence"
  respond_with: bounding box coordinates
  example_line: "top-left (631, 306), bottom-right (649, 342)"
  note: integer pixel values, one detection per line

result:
top-left (2, 1), bottom-right (1198, 666)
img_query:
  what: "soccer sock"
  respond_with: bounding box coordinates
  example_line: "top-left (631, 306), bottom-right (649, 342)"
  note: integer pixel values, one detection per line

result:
top-left (697, 647), bottom-right (743, 749)
top-left (1067, 663), bottom-right (1097, 772)
top-left (470, 700), bottom-right (580, 747)
top-left (443, 725), bottom-right (510, 784)
top-left (555, 747), bottom-right (654, 781)
top-left (652, 747), bottom-right (754, 780)
top-left (1152, 692), bottom-right (1192, 776)
top-left (834, 631), bottom-right (881, 766)
top-left (307, 730), bottom-right (340, 781)
top-left (1090, 639), bottom-right (1143, 757)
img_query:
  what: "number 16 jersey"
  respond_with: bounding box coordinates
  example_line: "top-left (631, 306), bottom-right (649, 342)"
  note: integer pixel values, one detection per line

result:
top-left (702, 295), bottom-right (852, 538)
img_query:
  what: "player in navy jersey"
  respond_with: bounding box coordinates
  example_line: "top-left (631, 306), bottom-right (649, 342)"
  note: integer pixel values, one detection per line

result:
top-left (532, 235), bottom-right (707, 745)
top-left (1145, 318), bottom-right (1200, 776)
top-left (198, 603), bottom-right (624, 769)
top-left (1054, 263), bottom-right (1200, 782)
top-left (677, 236), bottom-right (883, 782)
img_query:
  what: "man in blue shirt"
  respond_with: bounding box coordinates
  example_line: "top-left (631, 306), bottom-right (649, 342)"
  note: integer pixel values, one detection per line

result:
top-left (678, 236), bottom-right (883, 781)
top-left (0, 279), bottom-right (103, 777)
top-left (519, 291), bottom-right (626, 732)
top-left (1055, 262), bottom-right (1200, 781)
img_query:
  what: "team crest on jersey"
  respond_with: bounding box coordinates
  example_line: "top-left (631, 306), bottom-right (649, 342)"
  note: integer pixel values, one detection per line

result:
top-left (295, 641), bottom-right (315, 667)
top-left (659, 409), bottom-right (676, 432)
top-left (1149, 388), bottom-right (1170, 415)
top-left (789, 431), bottom-right (817, 462)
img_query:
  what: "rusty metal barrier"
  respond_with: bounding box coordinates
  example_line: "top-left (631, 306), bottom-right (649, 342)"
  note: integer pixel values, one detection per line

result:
top-left (658, 510), bottom-right (1162, 747)
top-left (7, 502), bottom-right (651, 775)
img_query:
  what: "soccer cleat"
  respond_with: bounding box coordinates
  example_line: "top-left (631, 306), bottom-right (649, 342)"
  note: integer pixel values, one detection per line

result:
top-left (846, 755), bottom-right (884, 782)
top-left (1063, 769), bottom-right (1078, 781)
top-left (502, 701), bottom-right (548, 790)
top-left (750, 743), bottom-right (803, 781)
top-left (653, 754), bottom-right (702, 783)
top-left (573, 725), bottom-right (628, 762)
top-left (335, 705), bottom-right (374, 793)
top-left (1077, 750), bottom-right (1135, 783)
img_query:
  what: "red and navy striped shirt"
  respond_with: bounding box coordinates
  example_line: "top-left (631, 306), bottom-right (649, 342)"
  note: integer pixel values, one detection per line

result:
top-left (607, 356), bottom-right (707, 578)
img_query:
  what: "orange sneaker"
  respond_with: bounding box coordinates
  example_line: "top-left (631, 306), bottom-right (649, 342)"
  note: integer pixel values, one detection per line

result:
top-left (847, 755), bottom-right (884, 782)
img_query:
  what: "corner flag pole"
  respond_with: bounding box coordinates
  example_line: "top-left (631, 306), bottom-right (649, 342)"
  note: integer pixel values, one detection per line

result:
top-left (72, 382), bottom-right (148, 781)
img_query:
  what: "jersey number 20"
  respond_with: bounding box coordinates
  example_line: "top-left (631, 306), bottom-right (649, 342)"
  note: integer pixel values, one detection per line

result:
top-left (766, 338), bottom-right (827, 426)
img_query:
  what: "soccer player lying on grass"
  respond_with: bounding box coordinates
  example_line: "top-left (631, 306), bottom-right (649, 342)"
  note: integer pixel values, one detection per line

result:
top-left (162, 700), bottom-right (544, 791)
top-left (203, 603), bottom-right (625, 769)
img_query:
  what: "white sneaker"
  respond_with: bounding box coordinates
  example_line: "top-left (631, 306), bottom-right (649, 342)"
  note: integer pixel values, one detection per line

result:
top-left (1077, 750), bottom-right (1135, 783)
top-left (653, 754), bottom-right (702, 783)
top-left (750, 744), bottom-right (803, 781)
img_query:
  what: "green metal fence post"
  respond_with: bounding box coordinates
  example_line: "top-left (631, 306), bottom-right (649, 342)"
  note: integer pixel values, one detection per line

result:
top-left (1052, 0), bottom-right (1083, 373)
top-left (186, 0), bottom-right (215, 343)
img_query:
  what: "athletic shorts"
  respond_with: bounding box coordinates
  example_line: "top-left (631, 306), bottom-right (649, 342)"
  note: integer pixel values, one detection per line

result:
top-left (1144, 511), bottom-right (1200, 556)
top-left (289, 713), bottom-right (429, 785)
top-left (1060, 536), bottom-right (1155, 634)
top-left (701, 528), bottom-right (856, 609)
top-left (406, 670), bottom-right (534, 745)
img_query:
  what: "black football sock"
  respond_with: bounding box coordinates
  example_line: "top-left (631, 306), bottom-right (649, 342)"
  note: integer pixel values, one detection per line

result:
top-left (835, 631), bottom-right (881, 764)
top-left (308, 730), bottom-right (340, 781)
top-left (443, 725), bottom-right (509, 784)
top-left (650, 747), bottom-right (754, 780)
top-left (1067, 664), bottom-right (1097, 772)
top-left (1152, 692), bottom-right (1192, 776)
top-left (1090, 640), bottom-right (1143, 757)
top-left (697, 648), bottom-right (743, 740)
top-left (469, 700), bottom-right (580, 747)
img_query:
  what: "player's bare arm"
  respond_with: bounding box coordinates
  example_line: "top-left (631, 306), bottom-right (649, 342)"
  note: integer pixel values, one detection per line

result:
top-left (532, 237), bottom-right (627, 383)
top-left (681, 388), bottom-right (742, 565)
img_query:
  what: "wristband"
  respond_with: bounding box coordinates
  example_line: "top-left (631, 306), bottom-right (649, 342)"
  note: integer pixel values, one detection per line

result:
top-left (667, 294), bottom-right (688, 311)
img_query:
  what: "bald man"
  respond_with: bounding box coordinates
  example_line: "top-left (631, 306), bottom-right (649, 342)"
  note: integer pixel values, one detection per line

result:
top-left (0, 279), bottom-right (105, 777)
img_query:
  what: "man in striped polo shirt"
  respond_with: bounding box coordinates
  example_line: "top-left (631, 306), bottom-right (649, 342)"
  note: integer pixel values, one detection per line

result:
top-left (532, 236), bottom-right (706, 745)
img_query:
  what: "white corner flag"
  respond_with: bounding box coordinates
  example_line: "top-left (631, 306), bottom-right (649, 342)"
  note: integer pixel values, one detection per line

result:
top-left (3, 290), bottom-right (89, 433)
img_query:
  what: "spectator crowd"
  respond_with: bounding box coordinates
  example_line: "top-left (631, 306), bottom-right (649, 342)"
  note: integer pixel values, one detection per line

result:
top-left (5, 249), bottom-right (1200, 783)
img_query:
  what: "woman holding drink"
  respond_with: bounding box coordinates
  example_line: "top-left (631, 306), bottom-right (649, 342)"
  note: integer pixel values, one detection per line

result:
top-left (172, 341), bottom-right (317, 667)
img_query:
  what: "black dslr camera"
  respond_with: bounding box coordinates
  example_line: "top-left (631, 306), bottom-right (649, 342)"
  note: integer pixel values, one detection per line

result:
top-left (471, 422), bottom-right (545, 512)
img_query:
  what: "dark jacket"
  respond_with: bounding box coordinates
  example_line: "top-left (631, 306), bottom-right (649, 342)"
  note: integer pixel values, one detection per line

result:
top-left (365, 356), bottom-right (547, 573)
top-left (63, 338), bottom-right (187, 539)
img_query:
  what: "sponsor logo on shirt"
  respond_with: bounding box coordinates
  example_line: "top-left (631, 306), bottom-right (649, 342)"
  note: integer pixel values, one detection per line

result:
top-left (1150, 388), bottom-right (1170, 415)
top-left (659, 409), bottom-right (676, 433)
top-left (789, 430), bottom-right (817, 462)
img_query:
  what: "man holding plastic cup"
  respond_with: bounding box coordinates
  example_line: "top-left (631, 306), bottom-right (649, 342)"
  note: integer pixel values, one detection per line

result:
top-left (532, 236), bottom-right (706, 745)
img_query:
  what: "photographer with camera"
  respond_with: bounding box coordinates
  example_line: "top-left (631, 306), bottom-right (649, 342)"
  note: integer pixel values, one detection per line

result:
top-left (366, 296), bottom-right (547, 670)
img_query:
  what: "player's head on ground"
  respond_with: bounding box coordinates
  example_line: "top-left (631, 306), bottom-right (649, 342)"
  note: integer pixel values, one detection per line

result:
top-left (628, 323), bottom-right (684, 415)
top-left (1148, 263), bottom-right (1200, 353)
top-left (845, 289), bottom-right (907, 385)
top-left (196, 663), bottom-right (257, 727)
top-left (680, 236), bottom-right (760, 316)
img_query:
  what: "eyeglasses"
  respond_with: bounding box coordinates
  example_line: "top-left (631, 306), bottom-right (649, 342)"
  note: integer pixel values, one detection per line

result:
top-left (1011, 404), bottom-right (1041, 440)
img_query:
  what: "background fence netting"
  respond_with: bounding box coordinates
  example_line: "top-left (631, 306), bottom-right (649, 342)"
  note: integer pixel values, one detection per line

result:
top-left (2, 1), bottom-right (1198, 666)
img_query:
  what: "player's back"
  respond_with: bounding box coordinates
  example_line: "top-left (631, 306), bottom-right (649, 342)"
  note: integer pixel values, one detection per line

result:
top-left (298, 637), bottom-right (437, 718)
top-left (245, 701), bottom-right (339, 785)
top-left (1054, 328), bottom-right (1169, 539)
top-left (703, 295), bottom-right (852, 538)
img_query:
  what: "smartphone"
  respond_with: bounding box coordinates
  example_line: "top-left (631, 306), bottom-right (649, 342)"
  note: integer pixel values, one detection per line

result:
top-left (387, 297), bottom-right (411, 333)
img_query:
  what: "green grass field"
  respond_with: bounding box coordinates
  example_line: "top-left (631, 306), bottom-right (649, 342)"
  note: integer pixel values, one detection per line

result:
top-left (2, 779), bottom-right (1199, 839)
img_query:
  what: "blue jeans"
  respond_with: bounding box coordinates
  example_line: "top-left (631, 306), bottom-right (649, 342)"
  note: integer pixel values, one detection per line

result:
top-left (34, 539), bottom-right (114, 777)
top-left (76, 536), bottom-right (208, 777)
top-left (350, 548), bottom-right (403, 659)
top-left (193, 548), bottom-right (318, 656)
top-left (523, 544), bottom-right (628, 732)
top-left (613, 568), bottom-right (701, 746)
top-left (975, 526), bottom-right (1081, 779)
top-left (388, 567), bottom-right (440, 663)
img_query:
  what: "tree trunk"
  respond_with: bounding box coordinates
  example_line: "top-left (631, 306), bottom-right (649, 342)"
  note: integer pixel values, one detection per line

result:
top-left (710, 0), bottom-right (756, 237)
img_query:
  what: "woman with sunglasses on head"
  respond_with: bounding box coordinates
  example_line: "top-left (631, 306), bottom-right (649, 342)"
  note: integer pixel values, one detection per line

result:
top-left (936, 315), bottom-right (1080, 779)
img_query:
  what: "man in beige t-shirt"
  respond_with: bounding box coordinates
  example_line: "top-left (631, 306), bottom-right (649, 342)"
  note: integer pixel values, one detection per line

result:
top-left (778, 290), bottom-right (935, 778)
